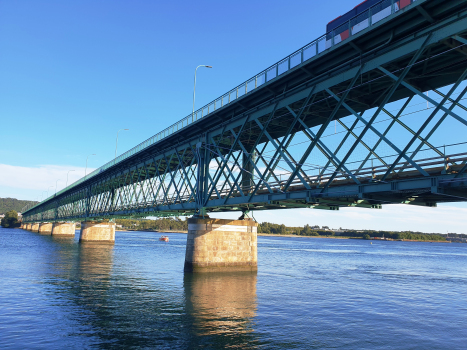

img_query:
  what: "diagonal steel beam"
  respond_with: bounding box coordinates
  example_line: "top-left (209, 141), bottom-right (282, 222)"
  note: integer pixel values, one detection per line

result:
top-left (381, 67), bottom-right (467, 180)
top-left (454, 35), bottom-right (467, 45)
top-left (283, 65), bottom-right (364, 191)
top-left (321, 117), bottom-right (360, 178)
top-left (320, 37), bottom-right (431, 193)
top-left (235, 136), bottom-right (274, 193)
top-left (326, 88), bottom-right (429, 177)
top-left (294, 109), bottom-right (361, 184)
top-left (338, 118), bottom-right (389, 168)
top-left (400, 85), bottom-right (467, 172)
top-left (205, 114), bottom-right (252, 201)
top-left (255, 119), bottom-right (310, 190)
top-left (356, 96), bottom-right (412, 174)
top-left (433, 89), bottom-right (467, 112)
top-left (254, 88), bottom-right (316, 188)
top-left (382, 105), bottom-right (443, 157)
top-left (378, 66), bottom-right (467, 128)
top-left (208, 136), bottom-right (246, 199)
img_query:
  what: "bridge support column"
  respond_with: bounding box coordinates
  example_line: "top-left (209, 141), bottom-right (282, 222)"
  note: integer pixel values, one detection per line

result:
top-left (31, 223), bottom-right (40, 232)
top-left (52, 222), bottom-right (76, 237)
top-left (38, 222), bottom-right (53, 235)
top-left (184, 218), bottom-right (257, 273)
top-left (79, 221), bottom-right (115, 244)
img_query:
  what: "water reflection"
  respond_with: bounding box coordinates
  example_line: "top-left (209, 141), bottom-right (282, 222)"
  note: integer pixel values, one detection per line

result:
top-left (184, 272), bottom-right (259, 348)
top-left (30, 233), bottom-right (261, 348)
top-left (76, 243), bottom-right (114, 281)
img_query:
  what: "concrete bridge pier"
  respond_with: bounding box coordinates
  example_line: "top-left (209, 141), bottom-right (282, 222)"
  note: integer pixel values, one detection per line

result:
top-left (52, 222), bottom-right (76, 237)
top-left (184, 218), bottom-right (258, 273)
top-left (79, 221), bottom-right (115, 244)
top-left (31, 223), bottom-right (40, 232)
top-left (25, 223), bottom-right (30, 230)
top-left (38, 222), bottom-right (53, 235)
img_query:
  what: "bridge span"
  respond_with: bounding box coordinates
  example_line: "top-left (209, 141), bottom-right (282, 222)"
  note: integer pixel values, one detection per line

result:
top-left (22, 0), bottom-right (467, 271)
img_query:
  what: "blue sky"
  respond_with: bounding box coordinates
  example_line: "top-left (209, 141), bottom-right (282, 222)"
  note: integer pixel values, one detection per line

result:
top-left (1, 0), bottom-right (466, 233)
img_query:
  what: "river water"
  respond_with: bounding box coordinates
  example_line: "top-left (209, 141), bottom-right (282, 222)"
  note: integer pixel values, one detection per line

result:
top-left (0, 227), bottom-right (466, 349)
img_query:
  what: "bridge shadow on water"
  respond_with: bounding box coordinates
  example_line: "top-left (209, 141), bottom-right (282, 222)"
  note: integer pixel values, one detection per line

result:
top-left (44, 235), bottom-right (262, 349)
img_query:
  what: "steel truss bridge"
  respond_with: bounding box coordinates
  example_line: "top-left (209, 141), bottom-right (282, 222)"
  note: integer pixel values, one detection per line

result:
top-left (23, 0), bottom-right (467, 223)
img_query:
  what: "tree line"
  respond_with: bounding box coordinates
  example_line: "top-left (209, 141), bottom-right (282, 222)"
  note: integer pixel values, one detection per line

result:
top-left (115, 217), bottom-right (188, 231)
top-left (257, 222), bottom-right (446, 241)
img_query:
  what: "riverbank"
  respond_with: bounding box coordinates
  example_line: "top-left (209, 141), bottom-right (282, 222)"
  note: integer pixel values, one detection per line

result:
top-left (258, 233), bottom-right (453, 243)
top-left (115, 229), bottom-right (454, 243)
top-left (116, 228), bottom-right (188, 234)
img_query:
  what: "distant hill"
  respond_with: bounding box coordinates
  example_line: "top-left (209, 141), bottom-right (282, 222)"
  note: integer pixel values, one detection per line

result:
top-left (0, 198), bottom-right (38, 214)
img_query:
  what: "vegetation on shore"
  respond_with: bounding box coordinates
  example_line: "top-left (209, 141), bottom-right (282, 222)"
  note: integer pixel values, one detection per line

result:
top-left (113, 217), bottom-right (447, 242)
top-left (0, 198), bottom-right (38, 214)
top-left (258, 222), bottom-right (447, 241)
top-left (115, 217), bottom-right (188, 232)
top-left (1, 210), bottom-right (21, 228)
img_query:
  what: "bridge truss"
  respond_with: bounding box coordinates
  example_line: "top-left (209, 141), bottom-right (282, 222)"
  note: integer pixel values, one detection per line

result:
top-left (23, 0), bottom-right (467, 222)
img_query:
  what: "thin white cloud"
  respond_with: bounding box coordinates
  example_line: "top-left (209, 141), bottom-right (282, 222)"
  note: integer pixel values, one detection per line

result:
top-left (0, 164), bottom-right (95, 200)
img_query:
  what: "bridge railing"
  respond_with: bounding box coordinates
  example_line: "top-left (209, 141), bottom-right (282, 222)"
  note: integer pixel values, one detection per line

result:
top-left (24, 0), bottom-right (419, 214)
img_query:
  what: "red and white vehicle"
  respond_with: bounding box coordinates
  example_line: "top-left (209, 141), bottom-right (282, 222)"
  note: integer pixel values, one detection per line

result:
top-left (326, 0), bottom-right (415, 48)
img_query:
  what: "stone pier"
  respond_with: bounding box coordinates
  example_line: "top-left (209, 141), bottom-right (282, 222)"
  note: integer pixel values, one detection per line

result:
top-left (38, 222), bottom-right (53, 235)
top-left (184, 218), bottom-right (258, 273)
top-left (79, 221), bottom-right (115, 244)
top-left (25, 223), bottom-right (31, 230)
top-left (31, 223), bottom-right (40, 232)
top-left (52, 222), bottom-right (76, 237)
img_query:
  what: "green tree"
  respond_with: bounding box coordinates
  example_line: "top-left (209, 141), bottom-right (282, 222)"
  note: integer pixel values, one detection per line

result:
top-left (1, 210), bottom-right (20, 228)
top-left (363, 234), bottom-right (371, 240)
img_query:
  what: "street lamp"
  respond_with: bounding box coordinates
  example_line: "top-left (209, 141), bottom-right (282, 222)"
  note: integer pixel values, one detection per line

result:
top-left (85, 154), bottom-right (96, 180)
top-left (55, 179), bottom-right (60, 195)
top-left (192, 65), bottom-right (212, 121)
top-left (41, 191), bottom-right (47, 201)
top-left (115, 129), bottom-right (129, 158)
top-left (66, 170), bottom-right (75, 188)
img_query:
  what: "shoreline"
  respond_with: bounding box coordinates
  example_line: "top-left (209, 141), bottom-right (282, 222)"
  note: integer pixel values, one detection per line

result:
top-left (115, 229), bottom-right (454, 243)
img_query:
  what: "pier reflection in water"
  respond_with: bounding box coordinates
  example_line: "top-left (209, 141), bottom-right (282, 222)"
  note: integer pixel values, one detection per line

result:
top-left (42, 231), bottom-right (261, 348)
top-left (184, 272), bottom-right (259, 347)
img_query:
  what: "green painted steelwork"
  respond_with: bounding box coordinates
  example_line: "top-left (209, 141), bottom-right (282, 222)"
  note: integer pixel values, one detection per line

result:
top-left (22, 0), bottom-right (467, 223)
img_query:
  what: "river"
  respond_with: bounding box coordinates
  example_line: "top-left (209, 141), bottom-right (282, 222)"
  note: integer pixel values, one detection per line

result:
top-left (0, 227), bottom-right (466, 349)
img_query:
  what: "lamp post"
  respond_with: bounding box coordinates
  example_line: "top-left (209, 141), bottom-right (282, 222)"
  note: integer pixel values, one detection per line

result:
top-left (115, 129), bottom-right (129, 159)
top-left (55, 179), bottom-right (60, 195)
top-left (41, 191), bottom-right (47, 201)
top-left (66, 170), bottom-right (75, 188)
top-left (192, 65), bottom-right (212, 121)
top-left (85, 154), bottom-right (96, 180)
